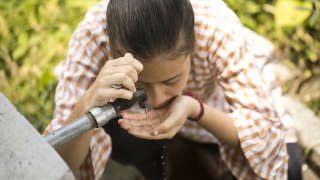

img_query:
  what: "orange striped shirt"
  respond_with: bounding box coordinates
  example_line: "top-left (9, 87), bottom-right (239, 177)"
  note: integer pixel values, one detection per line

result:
top-left (45, 0), bottom-right (296, 179)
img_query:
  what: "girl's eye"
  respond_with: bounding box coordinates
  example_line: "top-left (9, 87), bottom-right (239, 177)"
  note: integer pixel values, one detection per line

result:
top-left (164, 79), bottom-right (180, 86)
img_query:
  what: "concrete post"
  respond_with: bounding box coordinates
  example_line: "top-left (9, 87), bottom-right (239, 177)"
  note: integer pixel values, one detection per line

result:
top-left (0, 92), bottom-right (75, 180)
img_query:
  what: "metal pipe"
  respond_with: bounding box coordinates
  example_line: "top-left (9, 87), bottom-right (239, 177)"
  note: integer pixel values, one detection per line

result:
top-left (45, 104), bottom-right (117, 148)
top-left (44, 88), bottom-right (148, 148)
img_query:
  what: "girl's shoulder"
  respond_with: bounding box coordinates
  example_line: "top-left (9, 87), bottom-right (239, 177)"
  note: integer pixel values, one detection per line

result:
top-left (79, 0), bottom-right (108, 31)
top-left (191, 0), bottom-right (245, 46)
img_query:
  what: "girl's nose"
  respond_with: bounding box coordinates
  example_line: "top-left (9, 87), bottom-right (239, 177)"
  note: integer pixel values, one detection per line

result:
top-left (147, 84), bottom-right (170, 109)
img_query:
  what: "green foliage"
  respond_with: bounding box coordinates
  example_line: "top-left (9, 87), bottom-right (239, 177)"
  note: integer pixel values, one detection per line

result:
top-left (275, 0), bottom-right (312, 27)
top-left (0, 0), bottom-right (98, 132)
top-left (225, 0), bottom-right (320, 113)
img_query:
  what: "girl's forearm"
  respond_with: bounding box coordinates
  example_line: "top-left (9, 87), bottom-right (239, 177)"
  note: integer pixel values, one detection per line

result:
top-left (56, 94), bottom-right (93, 173)
top-left (196, 103), bottom-right (239, 147)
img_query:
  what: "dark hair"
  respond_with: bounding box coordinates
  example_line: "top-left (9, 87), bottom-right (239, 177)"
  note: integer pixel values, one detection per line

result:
top-left (106, 0), bottom-right (195, 60)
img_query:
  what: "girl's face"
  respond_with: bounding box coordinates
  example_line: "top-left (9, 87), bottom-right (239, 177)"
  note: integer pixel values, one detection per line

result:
top-left (136, 54), bottom-right (191, 109)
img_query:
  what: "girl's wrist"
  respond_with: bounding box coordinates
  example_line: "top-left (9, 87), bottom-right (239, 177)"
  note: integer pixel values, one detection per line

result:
top-left (81, 90), bottom-right (94, 114)
top-left (182, 90), bottom-right (204, 121)
top-left (184, 95), bottom-right (201, 120)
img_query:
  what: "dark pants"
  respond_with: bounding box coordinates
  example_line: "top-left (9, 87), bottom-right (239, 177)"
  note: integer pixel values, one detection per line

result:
top-left (103, 118), bottom-right (303, 180)
top-left (287, 143), bottom-right (304, 180)
top-left (166, 136), bottom-right (304, 180)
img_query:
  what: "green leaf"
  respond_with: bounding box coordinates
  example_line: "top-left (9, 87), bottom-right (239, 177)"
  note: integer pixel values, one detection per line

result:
top-left (275, 0), bottom-right (312, 27)
top-left (66, 0), bottom-right (99, 10)
top-left (0, 15), bottom-right (9, 38)
top-left (12, 32), bottom-right (29, 60)
top-left (309, 0), bottom-right (320, 30)
top-left (246, 1), bottom-right (261, 14)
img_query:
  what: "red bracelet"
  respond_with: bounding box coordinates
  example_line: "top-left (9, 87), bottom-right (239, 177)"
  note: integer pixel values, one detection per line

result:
top-left (182, 90), bottom-right (204, 122)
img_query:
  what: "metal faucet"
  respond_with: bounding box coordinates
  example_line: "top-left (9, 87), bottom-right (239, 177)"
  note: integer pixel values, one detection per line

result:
top-left (45, 88), bottom-right (148, 148)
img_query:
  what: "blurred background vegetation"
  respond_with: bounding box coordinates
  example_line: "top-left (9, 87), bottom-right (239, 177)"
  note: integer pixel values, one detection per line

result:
top-left (0, 0), bottom-right (319, 132)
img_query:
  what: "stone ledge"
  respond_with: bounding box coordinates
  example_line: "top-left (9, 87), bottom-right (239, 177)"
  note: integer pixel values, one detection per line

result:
top-left (0, 92), bottom-right (75, 180)
top-left (281, 96), bottom-right (320, 177)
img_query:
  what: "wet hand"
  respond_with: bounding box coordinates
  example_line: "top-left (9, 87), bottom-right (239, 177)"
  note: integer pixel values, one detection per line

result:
top-left (119, 95), bottom-right (199, 140)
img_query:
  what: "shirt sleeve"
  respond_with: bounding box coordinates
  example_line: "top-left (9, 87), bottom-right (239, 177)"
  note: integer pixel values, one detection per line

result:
top-left (208, 24), bottom-right (288, 179)
top-left (43, 1), bottom-right (112, 179)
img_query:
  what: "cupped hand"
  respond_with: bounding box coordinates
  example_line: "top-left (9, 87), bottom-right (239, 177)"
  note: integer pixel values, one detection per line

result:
top-left (119, 95), bottom-right (198, 140)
